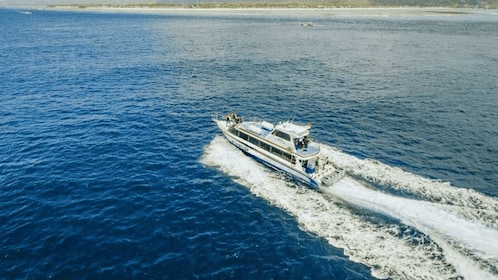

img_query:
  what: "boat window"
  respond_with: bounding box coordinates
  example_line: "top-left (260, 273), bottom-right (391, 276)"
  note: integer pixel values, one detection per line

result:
top-left (272, 130), bottom-right (291, 141)
top-left (273, 148), bottom-right (292, 161)
top-left (238, 130), bottom-right (292, 163)
top-left (259, 141), bottom-right (270, 152)
top-left (238, 131), bottom-right (249, 141)
top-left (249, 136), bottom-right (259, 146)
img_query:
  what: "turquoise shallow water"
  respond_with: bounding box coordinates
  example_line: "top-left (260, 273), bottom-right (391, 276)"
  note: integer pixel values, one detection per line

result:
top-left (1, 8), bottom-right (497, 279)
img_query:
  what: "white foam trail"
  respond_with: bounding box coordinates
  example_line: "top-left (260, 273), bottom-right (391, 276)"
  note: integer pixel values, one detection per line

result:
top-left (321, 144), bottom-right (498, 228)
top-left (324, 178), bottom-right (498, 279)
top-left (328, 178), bottom-right (498, 256)
top-left (201, 136), bottom-right (498, 279)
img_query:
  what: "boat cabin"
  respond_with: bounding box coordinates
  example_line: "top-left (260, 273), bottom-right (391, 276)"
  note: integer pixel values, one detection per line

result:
top-left (266, 122), bottom-right (318, 156)
top-left (227, 117), bottom-right (320, 174)
top-left (270, 122), bottom-right (320, 174)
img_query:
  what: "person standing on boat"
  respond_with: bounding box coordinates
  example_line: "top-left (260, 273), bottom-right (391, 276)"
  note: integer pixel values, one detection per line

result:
top-left (304, 136), bottom-right (310, 148)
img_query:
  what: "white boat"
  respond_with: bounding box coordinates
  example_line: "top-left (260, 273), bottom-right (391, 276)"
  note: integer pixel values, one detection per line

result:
top-left (213, 113), bottom-right (345, 188)
top-left (300, 22), bottom-right (315, 27)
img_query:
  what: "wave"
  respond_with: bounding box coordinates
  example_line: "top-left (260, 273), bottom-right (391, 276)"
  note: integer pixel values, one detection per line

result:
top-left (201, 136), bottom-right (498, 279)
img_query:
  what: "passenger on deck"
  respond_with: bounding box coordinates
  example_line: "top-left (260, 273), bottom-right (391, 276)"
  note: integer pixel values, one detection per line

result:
top-left (226, 113), bottom-right (240, 126)
top-left (303, 136), bottom-right (310, 148)
top-left (231, 113), bottom-right (241, 124)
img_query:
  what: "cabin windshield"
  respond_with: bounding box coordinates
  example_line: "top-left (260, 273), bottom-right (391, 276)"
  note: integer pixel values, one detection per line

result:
top-left (272, 130), bottom-right (291, 141)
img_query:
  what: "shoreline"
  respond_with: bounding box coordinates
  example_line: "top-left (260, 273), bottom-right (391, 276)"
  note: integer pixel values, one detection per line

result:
top-left (38, 6), bottom-right (490, 17)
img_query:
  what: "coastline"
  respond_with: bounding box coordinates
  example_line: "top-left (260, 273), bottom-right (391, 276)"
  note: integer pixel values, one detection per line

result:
top-left (40, 6), bottom-right (486, 17)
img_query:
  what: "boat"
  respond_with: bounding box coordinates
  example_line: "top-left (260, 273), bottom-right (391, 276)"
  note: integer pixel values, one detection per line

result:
top-left (213, 112), bottom-right (345, 188)
top-left (300, 22), bottom-right (315, 27)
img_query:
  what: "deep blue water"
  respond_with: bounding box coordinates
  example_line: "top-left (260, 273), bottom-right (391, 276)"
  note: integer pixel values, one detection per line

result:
top-left (1, 8), bottom-right (497, 279)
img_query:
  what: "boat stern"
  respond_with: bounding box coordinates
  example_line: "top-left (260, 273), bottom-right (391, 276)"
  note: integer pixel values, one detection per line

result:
top-left (320, 169), bottom-right (345, 187)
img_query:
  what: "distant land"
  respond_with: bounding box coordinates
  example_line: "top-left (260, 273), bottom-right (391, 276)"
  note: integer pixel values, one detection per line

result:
top-left (46, 0), bottom-right (498, 9)
top-left (1, 0), bottom-right (495, 8)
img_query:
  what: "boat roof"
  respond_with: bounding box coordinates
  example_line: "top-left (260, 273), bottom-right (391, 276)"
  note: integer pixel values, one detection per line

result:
top-left (275, 121), bottom-right (310, 138)
top-left (234, 119), bottom-right (319, 158)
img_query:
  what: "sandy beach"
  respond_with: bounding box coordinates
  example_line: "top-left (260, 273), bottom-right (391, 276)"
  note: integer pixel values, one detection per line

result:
top-left (43, 6), bottom-right (486, 17)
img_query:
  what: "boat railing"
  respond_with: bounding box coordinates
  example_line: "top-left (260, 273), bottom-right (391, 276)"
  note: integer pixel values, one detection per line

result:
top-left (212, 112), bottom-right (223, 121)
top-left (212, 112), bottom-right (239, 122)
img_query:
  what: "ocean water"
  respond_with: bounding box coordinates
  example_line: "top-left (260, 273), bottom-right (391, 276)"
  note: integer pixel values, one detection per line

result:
top-left (1, 8), bottom-right (497, 279)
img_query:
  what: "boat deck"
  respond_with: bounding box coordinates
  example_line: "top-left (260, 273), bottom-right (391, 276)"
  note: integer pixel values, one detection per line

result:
top-left (238, 121), bottom-right (273, 138)
top-left (296, 145), bottom-right (319, 157)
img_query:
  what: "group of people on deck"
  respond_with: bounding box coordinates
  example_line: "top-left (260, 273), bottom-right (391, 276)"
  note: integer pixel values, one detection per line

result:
top-left (294, 136), bottom-right (310, 150)
top-left (225, 112), bottom-right (241, 126)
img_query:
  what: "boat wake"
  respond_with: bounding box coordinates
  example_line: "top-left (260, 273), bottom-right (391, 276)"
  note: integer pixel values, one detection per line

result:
top-left (201, 136), bottom-right (498, 280)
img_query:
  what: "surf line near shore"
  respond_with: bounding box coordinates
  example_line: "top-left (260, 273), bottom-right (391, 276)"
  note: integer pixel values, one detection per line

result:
top-left (44, 5), bottom-right (479, 17)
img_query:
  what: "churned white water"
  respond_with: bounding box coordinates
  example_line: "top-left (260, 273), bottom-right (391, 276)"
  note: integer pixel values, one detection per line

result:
top-left (202, 136), bottom-right (498, 279)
